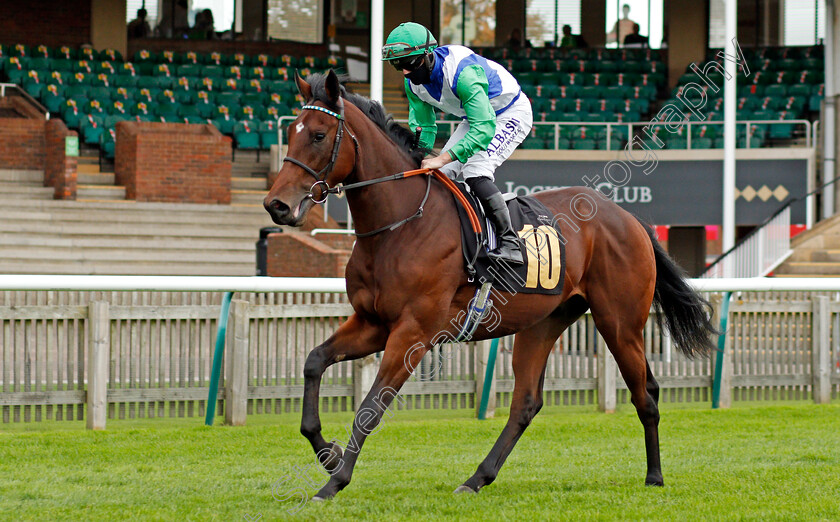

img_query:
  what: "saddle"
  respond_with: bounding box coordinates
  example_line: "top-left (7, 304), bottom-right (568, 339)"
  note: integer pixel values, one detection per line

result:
top-left (450, 181), bottom-right (566, 296)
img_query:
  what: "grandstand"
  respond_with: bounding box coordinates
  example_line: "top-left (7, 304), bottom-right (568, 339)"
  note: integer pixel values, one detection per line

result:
top-left (0, 0), bottom-right (834, 276)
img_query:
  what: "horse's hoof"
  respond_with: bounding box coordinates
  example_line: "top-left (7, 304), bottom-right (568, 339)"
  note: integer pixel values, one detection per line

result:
top-left (454, 484), bottom-right (478, 494)
top-left (311, 495), bottom-right (327, 502)
top-left (645, 476), bottom-right (664, 487)
top-left (320, 442), bottom-right (344, 473)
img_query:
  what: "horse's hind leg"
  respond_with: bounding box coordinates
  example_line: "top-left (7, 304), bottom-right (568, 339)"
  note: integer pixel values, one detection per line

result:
top-left (457, 316), bottom-right (568, 493)
top-left (301, 313), bottom-right (387, 471)
top-left (590, 308), bottom-right (663, 486)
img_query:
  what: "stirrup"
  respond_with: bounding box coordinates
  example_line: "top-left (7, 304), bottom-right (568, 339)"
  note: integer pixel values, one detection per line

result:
top-left (488, 240), bottom-right (524, 265)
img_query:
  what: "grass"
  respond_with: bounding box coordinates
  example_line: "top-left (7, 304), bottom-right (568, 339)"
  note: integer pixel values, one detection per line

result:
top-left (2, 401), bottom-right (839, 521)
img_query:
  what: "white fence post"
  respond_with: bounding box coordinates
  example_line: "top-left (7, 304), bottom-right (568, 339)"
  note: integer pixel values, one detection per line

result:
top-left (353, 355), bottom-right (377, 411)
top-left (225, 299), bottom-right (249, 426)
top-left (86, 301), bottom-right (109, 430)
top-left (475, 340), bottom-right (496, 419)
top-left (812, 296), bottom-right (831, 404)
top-left (597, 334), bottom-right (616, 413)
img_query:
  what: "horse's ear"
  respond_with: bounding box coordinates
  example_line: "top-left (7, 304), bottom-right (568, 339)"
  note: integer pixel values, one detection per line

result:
top-left (324, 69), bottom-right (341, 104)
top-left (295, 71), bottom-right (312, 101)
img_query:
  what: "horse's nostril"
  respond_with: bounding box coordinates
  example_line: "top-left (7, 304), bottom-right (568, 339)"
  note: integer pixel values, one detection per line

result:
top-left (265, 198), bottom-right (291, 219)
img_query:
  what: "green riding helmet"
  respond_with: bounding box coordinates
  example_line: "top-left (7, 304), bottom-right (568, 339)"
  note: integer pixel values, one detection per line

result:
top-left (382, 22), bottom-right (438, 69)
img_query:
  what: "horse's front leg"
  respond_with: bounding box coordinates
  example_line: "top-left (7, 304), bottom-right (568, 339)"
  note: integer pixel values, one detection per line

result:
top-left (313, 323), bottom-right (429, 500)
top-left (302, 313), bottom-right (387, 472)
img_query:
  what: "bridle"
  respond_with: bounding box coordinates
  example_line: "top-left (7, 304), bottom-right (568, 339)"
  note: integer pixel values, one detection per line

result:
top-left (282, 102), bottom-right (359, 205)
top-left (280, 100), bottom-right (434, 238)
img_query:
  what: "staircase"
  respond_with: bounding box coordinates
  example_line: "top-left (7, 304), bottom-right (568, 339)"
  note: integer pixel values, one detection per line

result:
top-left (776, 213), bottom-right (840, 277)
top-left (0, 160), bottom-right (279, 275)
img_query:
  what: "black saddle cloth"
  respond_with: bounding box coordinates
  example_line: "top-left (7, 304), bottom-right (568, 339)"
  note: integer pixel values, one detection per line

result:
top-left (451, 182), bottom-right (566, 295)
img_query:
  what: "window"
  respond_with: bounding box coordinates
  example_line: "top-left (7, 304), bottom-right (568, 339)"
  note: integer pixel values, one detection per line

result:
top-left (710, 0), bottom-right (825, 48)
top-left (783, 0), bottom-right (824, 46)
top-left (604, 0), bottom-right (663, 48)
top-left (439, 0), bottom-right (496, 47)
top-left (526, 0), bottom-right (580, 47)
top-left (190, 0), bottom-right (235, 33)
top-left (267, 0), bottom-right (324, 43)
top-left (126, 0), bottom-right (160, 28)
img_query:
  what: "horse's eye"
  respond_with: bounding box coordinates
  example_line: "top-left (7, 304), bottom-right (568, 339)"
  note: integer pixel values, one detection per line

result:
top-left (314, 132), bottom-right (326, 142)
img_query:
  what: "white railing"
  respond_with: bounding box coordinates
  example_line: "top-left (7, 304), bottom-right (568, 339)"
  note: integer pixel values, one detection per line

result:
top-left (277, 116), bottom-right (814, 153)
top-left (701, 206), bottom-right (794, 279)
top-left (5, 274), bottom-right (840, 293)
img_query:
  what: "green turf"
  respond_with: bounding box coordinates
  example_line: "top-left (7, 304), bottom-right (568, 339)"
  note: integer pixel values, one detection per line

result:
top-left (2, 402), bottom-right (839, 521)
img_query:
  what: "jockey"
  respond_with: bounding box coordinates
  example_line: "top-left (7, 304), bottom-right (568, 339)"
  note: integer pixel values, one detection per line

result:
top-left (382, 22), bottom-right (532, 265)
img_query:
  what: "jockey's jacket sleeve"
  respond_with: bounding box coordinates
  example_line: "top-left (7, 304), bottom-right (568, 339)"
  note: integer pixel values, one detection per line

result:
top-left (448, 64), bottom-right (496, 163)
top-left (405, 79), bottom-right (437, 150)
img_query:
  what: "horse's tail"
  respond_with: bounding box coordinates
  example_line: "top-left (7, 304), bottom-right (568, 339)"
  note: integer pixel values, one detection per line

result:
top-left (638, 219), bottom-right (718, 358)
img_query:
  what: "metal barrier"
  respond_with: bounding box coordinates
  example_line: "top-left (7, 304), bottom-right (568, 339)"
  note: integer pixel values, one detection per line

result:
top-left (702, 206), bottom-right (793, 278)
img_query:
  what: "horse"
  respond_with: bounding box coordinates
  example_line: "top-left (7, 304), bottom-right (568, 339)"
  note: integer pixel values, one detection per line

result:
top-left (264, 70), bottom-right (716, 500)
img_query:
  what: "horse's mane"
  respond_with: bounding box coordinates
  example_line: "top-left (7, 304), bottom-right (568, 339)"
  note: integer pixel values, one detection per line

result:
top-left (306, 72), bottom-right (429, 166)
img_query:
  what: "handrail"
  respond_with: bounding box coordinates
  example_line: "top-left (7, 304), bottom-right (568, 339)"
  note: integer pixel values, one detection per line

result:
top-left (0, 82), bottom-right (50, 119)
top-left (4, 274), bottom-right (840, 293)
top-left (701, 174), bottom-right (840, 278)
top-left (278, 115), bottom-right (813, 152)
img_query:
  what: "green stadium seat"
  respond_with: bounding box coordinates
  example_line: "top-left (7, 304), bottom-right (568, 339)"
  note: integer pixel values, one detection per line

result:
top-left (99, 48), bottom-right (122, 62)
top-left (571, 138), bottom-right (596, 150)
top-left (738, 135), bottom-right (763, 148)
top-left (155, 101), bottom-right (179, 118)
top-left (764, 84), bottom-right (787, 98)
top-left (692, 137), bottom-right (713, 149)
top-left (666, 138), bottom-right (688, 149)
top-left (22, 74), bottom-right (46, 98)
top-left (41, 84), bottom-right (66, 113)
top-left (61, 99), bottom-right (85, 128)
top-left (100, 129), bottom-right (116, 159)
top-left (108, 100), bottom-right (131, 115)
top-left (9, 43), bottom-right (29, 57)
top-left (87, 86), bottom-right (111, 103)
top-left (787, 84), bottom-right (812, 98)
top-left (520, 137), bottom-right (547, 149)
top-left (259, 120), bottom-right (280, 148)
top-left (80, 114), bottom-right (106, 145)
top-left (82, 100), bottom-right (110, 118)
top-left (130, 101), bottom-right (157, 117)
top-left (223, 78), bottom-right (241, 91)
top-left (233, 121), bottom-right (261, 150)
top-left (132, 49), bottom-right (155, 64)
top-left (252, 54), bottom-right (273, 68)
top-left (52, 46), bottom-right (76, 60)
top-left (212, 114), bottom-right (236, 135)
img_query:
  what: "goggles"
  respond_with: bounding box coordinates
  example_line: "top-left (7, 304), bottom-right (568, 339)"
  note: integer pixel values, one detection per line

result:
top-left (388, 54), bottom-right (425, 71)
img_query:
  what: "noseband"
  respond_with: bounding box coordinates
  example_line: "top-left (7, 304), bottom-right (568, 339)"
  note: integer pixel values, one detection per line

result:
top-left (282, 104), bottom-right (359, 204)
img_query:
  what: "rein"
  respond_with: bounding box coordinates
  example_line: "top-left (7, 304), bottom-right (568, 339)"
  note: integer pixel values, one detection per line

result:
top-left (284, 103), bottom-right (481, 238)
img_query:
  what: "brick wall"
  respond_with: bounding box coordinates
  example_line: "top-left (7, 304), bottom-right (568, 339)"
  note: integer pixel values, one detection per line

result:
top-left (0, 0), bottom-right (91, 48)
top-left (45, 119), bottom-right (78, 199)
top-left (266, 233), bottom-right (350, 278)
top-left (115, 121), bottom-right (232, 204)
top-left (0, 103), bottom-right (45, 170)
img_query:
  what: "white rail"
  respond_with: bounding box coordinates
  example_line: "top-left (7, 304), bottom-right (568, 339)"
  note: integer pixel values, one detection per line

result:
top-left (1, 274), bottom-right (840, 293)
top-left (701, 206), bottom-right (794, 279)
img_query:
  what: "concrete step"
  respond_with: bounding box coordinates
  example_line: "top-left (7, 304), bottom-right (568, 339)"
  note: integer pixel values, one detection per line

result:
top-left (0, 220), bottom-right (266, 238)
top-left (0, 183), bottom-right (54, 198)
top-left (0, 245), bottom-right (254, 263)
top-left (231, 176), bottom-right (267, 190)
top-left (808, 250), bottom-right (840, 262)
top-left (0, 169), bottom-right (43, 183)
top-left (0, 195), bottom-right (269, 216)
top-left (77, 163), bottom-right (101, 174)
top-left (775, 261), bottom-right (840, 276)
top-left (0, 259), bottom-right (256, 276)
top-left (231, 189), bottom-right (267, 205)
top-left (78, 172), bottom-right (115, 185)
top-left (77, 155), bottom-right (99, 165)
top-left (0, 208), bottom-right (273, 228)
top-left (76, 184), bottom-right (126, 200)
top-left (0, 234), bottom-right (257, 251)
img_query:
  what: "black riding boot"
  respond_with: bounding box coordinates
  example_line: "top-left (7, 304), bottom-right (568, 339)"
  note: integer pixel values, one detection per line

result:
top-left (467, 177), bottom-right (524, 265)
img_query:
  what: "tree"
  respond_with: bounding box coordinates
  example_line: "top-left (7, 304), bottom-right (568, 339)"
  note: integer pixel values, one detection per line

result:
top-left (525, 0), bottom-right (554, 46)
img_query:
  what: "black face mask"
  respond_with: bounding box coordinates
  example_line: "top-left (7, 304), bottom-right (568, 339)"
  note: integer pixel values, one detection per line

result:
top-left (404, 54), bottom-right (434, 85)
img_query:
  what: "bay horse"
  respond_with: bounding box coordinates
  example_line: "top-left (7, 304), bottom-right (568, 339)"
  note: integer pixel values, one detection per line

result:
top-left (264, 70), bottom-right (716, 500)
